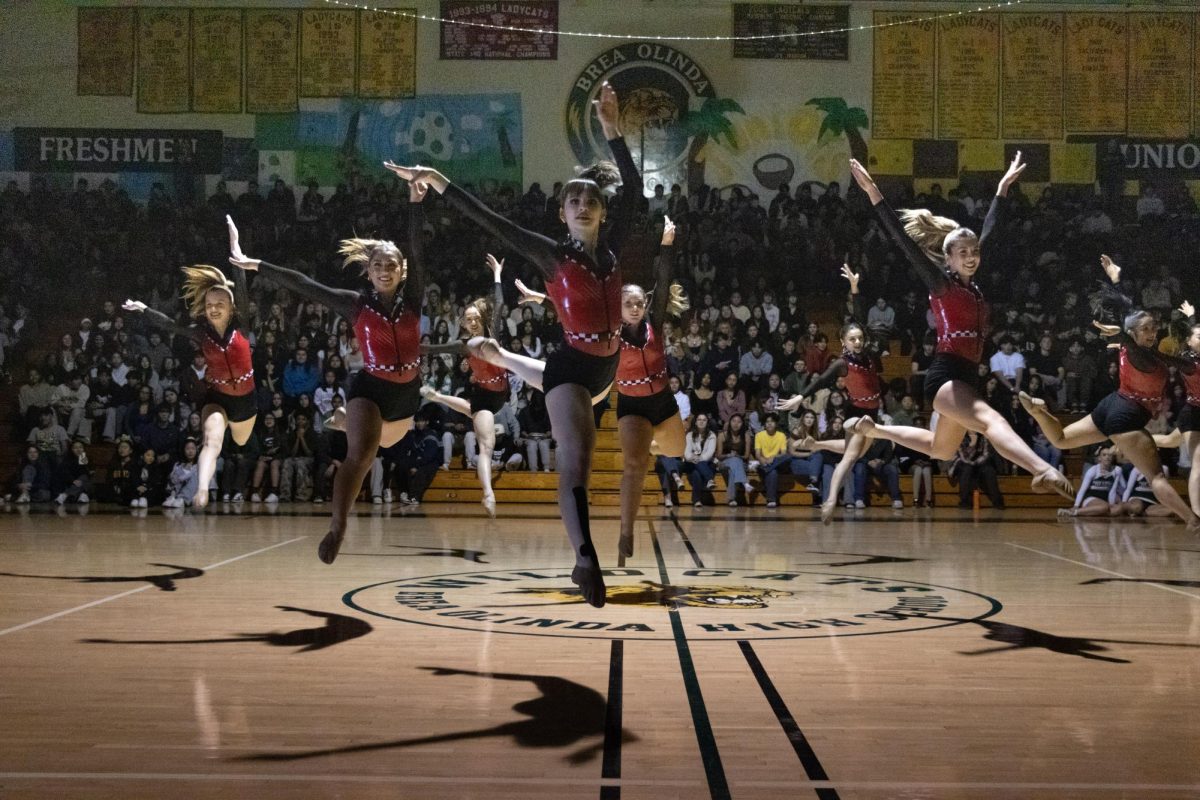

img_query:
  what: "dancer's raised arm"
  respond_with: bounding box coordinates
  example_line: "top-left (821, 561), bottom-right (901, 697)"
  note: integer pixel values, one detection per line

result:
top-left (595, 82), bottom-right (642, 258)
top-left (122, 299), bottom-right (198, 342)
top-left (226, 215), bottom-right (358, 319)
top-left (648, 216), bottom-right (676, 326)
top-left (403, 181), bottom-right (428, 309)
top-left (978, 150), bottom-right (1023, 263)
top-left (486, 253), bottom-right (506, 337)
top-left (384, 162), bottom-right (558, 278)
top-left (850, 159), bottom-right (948, 293)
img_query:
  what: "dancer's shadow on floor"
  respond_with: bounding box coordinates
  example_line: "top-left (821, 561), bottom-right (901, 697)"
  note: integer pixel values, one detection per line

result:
top-left (339, 545), bottom-right (489, 563)
top-left (1082, 577), bottom-right (1200, 588)
top-left (236, 667), bottom-right (636, 763)
top-left (914, 614), bottom-right (1200, 664)
top-left (82, 606), bottom-right (372, 653)
top-left (0, 563), bottom-right (203, 592)
top-left (808, 551), bottom-right (920, 567)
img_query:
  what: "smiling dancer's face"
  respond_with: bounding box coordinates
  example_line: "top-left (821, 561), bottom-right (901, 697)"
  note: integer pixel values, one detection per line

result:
top-left (204, 288), bottom-right (234, 329)
top-left (945, 236), bottom-right (981, 280)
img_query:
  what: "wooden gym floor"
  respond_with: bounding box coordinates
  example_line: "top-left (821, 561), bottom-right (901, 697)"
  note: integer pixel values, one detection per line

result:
top-left (0, 502), bottom-right (1198, 799)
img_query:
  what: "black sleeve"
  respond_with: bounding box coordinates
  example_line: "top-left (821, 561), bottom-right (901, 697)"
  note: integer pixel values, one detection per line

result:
top-left (230, 264), bottom-right (251, 325)
top-left (649, 243), bottom-right (674, 327)
top-left (978, 194), bottom-right (1006, 266)
top-left (604, 136), bottom-right (643, 258)
top-left (1121, 338), bottom-right (1196, 376)
top-left (256, 261), bottom-right (359, 319)
top-left (141, 308), bottom-right (201, 343)
top-left (490, 279), bottom-right (505, 340)
top-left (803, 358), bottom-right (849, 397)
top-left (849, 292), bottom-right (866, 326)
top-left (440, 184), bottom-right (558, 277)
top-left (421, 342), bottom-right (467, 356)
top-left (873, 200), bottom-right (948, 293)
top-left (404, 202), bottom-right (426, 308)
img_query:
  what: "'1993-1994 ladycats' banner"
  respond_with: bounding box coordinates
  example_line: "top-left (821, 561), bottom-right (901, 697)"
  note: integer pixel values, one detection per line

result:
top-left (191, 9), bottom-right (242, 114)
top-left (439, 1), bottom-right (558, 60)
top-left (136, 8), bottom-right (190, 114)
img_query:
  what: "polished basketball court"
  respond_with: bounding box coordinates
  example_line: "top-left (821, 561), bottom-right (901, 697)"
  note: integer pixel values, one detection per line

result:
top-left (1, 503), bottom-right (1198, 799)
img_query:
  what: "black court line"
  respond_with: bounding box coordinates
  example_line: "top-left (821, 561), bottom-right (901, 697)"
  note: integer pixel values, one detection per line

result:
top-left (647, 520), bottom-right (731, 800)
top-left (739, 641), bottom-right (840, 800)
top-left (600, 639), bottom-right (624, 800)
top-left (667, 510), bottom-right (705, 568)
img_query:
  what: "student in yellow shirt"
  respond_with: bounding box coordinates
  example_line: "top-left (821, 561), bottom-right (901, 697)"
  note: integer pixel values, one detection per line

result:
top-left (754, 413), bottom-right (789, 508)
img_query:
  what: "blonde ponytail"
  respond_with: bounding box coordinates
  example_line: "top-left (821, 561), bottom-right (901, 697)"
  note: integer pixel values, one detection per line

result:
top-left (899, 209), bottom-right (964, 263)
top-left (180, 265), bottom-right (235, 319)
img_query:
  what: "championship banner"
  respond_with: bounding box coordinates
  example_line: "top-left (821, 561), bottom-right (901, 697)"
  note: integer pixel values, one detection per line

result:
top-left (358, 10), bottom-right (417, 98)
top-left (136, 8), bottom-right (190, 114)
top-left (245, 10), bottom-right (299, 113)
top-left (439, 1), bottom-right (557, 60)
top-left (1064, 13), bottom-right (1127, 135)
top-left (78, 7), bottom-right (134, 97)
top-left (300, 9), bottom-right (356, 97)
top-left (732, 4), bottom-right (849, 61)
top-left (191, 9), bottom-right (242, 114)
top-left (1128, 14), bottom-right (1193, 139)
top-left (1195, 13), bottom-right (1200, 136)
top-left (1002, 13), bottom-right (1063, 140)
top-left (937, 13), bottom-right (1000, 139)
top-left (872, 12), bottom-right (935, 140)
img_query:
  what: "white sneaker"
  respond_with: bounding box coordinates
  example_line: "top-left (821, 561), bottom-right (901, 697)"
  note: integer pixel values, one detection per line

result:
top-left (250, 492), bottom-right (262, 502)
top-left (222, 493), bottom-right (231, 502)
top-left (892, 500), bottom-right (904, 509)
top-left (232, 492), bottom-right (244, 502)
top-left (55, 493), bottom-right (67, 505)
top-left (16, 492), bottom-right (29, 504)
top-left (383, 489), bottom-right (394, 503)
top-left (663, 496), bottom-right (673, 508)
top-left (399, 492), bottom-right (410, 504)
top-left (372, 495), bottom-right (383, 505)
top-left (130, 499), bottom-right (140, 508)
top-left (78, 493), bottom-right (88, 504)
top-left (265, 493), bottom-right (278, 503)
top-left (162, 497), bottom-right (178, 508)
top-left (855, 500), bottom-right (866, 509)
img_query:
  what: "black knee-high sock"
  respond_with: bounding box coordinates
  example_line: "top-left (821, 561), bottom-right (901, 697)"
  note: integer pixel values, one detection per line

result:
top-left (573, 486), bottom-right (596, 562)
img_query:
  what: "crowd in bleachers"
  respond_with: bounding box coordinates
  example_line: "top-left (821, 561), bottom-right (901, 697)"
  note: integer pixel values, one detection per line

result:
top-left (5, 162), bottom-right (1200, 510)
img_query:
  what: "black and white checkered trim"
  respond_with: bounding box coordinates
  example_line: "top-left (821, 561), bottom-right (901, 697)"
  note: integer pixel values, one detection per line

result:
top-left (617, 369), bottom-right (667, 388)
top-left (209, 369), bottom-right (254, 386)
top-left (566, 328), bottom-right (620, 344)
top-left (365, 358), bottom-right (421, 373)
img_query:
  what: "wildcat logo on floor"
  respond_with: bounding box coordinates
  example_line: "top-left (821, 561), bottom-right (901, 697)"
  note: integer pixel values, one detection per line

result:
top-left (344, 568), bottom-right (1001, 641)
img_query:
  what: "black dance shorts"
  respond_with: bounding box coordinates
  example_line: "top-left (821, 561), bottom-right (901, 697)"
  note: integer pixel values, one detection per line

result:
top-left (348, 371), bottom-right (421, 422)
top-left (542, 344), bottom-right (619, 399)
top-left (1090, 392), bottom-right (1152, 437)
top-left (1177, 403), bottom-right (1199, 433)
top-left (923, 353), bottom-right (978, 405)
top-left (617, 388), bottom-right (680, 427)
top-left (468, 383), bottom-right (508, 415)
top-left (847, 403), bottom-right (880, 421)
top-left (203, 389), bottom-right (258, 423)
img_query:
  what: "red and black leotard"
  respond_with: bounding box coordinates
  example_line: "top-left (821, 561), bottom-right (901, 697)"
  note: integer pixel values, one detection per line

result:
top-left (788, 293), bottom-right (883, 417)
top-left (140, 268), bottom-right (257, 422)
top-left (617, 321), bottom-right (670, 397)
top-left (254, 202), bottom-right (426, 420)
top-left (423, 278), bottom-right (511, 415)
top-left (439, 136), bottom-right (642, 396)
top-left (872, 193), bottom-right (1005, 400)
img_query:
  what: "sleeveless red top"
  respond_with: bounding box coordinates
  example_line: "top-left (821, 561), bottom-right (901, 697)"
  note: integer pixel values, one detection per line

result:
top-left (930, 278), bottom-right (989, 363)
top-left (1117, 344), bottom-right (1168, 413)
top-left (844, 354), bottom-right (882, 411)
top-left (353, 294), bottom-right (421, 383)
top-left (1182, 351), bottom-right (1200, 406)
top-left (617, 321), bottom-right (669, 397)
top-left (544, 251), bottom-right (622, 358)
top-left (469, 354), bottom-right (509, 393)
top-left (201, 326), bottom-right (254, 397)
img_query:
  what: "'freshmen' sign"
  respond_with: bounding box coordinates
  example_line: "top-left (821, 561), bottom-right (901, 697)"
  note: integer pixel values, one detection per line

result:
top-left (14, 128), bottom-right (224, 173)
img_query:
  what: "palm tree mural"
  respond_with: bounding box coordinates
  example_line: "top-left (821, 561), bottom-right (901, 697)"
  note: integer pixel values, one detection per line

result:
top-left (488, 109), bottom-right (518, 167)
top-left (805, 97), bottom-right (869, 165)
top-left (674, 97), bottom-right (745, 194)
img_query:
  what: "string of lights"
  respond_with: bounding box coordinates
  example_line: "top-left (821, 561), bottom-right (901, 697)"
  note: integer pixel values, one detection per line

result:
top-left (321, 0), bottom-right (1025, 43)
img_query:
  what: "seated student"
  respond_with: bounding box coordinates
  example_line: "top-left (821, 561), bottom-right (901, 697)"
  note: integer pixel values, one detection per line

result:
top-left (54, 439), bottom-right (92, 505)
top-left (717, 413), bottom-right (755, 507)
top-left (517, 386), bottom-right (553, 472)
top-left (858, 438), bottom-right (904, 510)
top-left (1059, 446), bottom-right (1125, 518)
top-left (786, 410), bottom-right (823, 497)
top-left (249, 414), bottom-right (283, 503)
top-left (219, 426), bottom-right (259, 503)
top-left (393, 414), bottom-right (442, 506)
top-left (106, 438), bottom-right (138, 505)
top-left (754, 413), bottom-right (789, 509)
top-left (163, 439), bottom-right (200, 508)
top-left (131, 447), bottom-right (169, 508)
top-left (313, 394), bottom-right (348, 504)
top-left (1117, 465), bottom-right (1174, 518)
top-left (681, 413), bottom-right (718, 507)
top-left (950, 433), bottom-right (1005, 510)
top-left (280, 411), bottom-right (318, 502)
top-left (12, 445), bottom-right (52, 503)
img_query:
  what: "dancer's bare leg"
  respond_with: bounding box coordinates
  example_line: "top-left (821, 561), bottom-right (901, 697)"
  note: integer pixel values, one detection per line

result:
top-left (379, 418), bottom-right (412, 448)
top-left (1111, 429), bottom-right (1199, 527)
top-left (821, 428), bottom-right (869, 525)
top-left (1019, 393), bottom-right (1108, 450)
top-left (319, 398), bottom-right (383, 564)
top-left (424, 389), bottom-right (472, 417)
top-left (1071, 497), bottom-right (1119, 517)
top-left (617, 416), bottom-right (654, 557)
top-left (650, 414), bottom-right (686, 458)
top-left (546, 383), bottom-right (605, 607)
top-left (472, 409), bottom-right (497, 517)
top-left (194, 405), bottom-right (227, 509)
top-left (467, 337), bottom-right (544, 391)
top-left (1186, 431), bottom-right (1200, 517)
